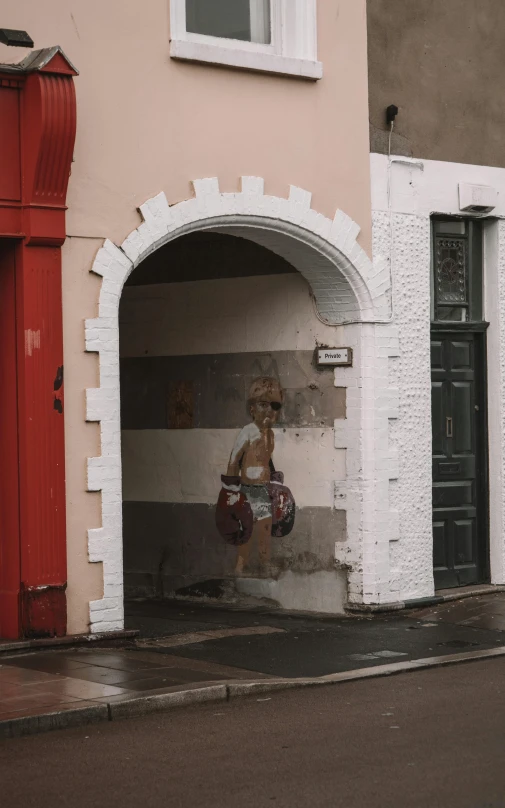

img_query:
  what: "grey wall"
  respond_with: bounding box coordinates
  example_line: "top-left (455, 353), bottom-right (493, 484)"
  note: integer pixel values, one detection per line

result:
top-left (368, 0), bottom-right (505, 166)
top-left (123, 503), bottom-right (346, 598)
top-left (120, 351), bottom-right (345, 430)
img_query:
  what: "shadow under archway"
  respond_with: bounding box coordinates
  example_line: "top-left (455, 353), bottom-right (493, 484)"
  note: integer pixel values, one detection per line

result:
top-left (119, 231), bottom-right (348, 611)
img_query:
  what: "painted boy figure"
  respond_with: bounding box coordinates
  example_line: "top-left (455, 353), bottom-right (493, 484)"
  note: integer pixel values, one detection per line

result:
top-left (216, 377), bottom-right (295, 575)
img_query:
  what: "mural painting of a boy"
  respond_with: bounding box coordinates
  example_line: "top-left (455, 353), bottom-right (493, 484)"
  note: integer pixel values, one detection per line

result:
top-left (216, 377), bottom-right (295, 575)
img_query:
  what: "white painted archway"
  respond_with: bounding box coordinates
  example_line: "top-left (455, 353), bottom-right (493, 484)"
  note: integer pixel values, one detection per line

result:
top-left (84, 176), bottom-right (396, 632)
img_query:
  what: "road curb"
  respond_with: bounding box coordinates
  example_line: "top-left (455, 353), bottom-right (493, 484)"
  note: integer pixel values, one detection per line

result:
top-left (0, 630), bottom-right (139, 657)
top-left (0, 703), bottom-right (109, 740)
top-left (107, 684), bottom-right (228, 721)
top-left (3, 644), bottom-right (505, 740)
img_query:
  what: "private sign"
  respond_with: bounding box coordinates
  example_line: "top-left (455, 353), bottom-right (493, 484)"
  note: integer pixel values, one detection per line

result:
top-left (317, 347), bottom-right (352, 367)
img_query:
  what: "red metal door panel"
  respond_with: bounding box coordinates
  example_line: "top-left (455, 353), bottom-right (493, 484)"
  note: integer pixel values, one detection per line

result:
top-left (0, 87), bottom-right (21, 203)
top-left (0, 241), bottom-right (21, 638)
top-left (0, 48), bottom-right (77, 638)
top-left (16, 244), bottom-right (67, 636)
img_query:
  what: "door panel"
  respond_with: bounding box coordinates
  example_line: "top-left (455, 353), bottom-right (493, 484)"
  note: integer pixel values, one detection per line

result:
top-left (431, 382), bottom-right (444, 455)
top-left (0, 241), bottom-right (20, 638)
top-left (451, 341), bottom-right (472, 369)
top-left (433, 521), bottom-right (448, 569)
top-left (452, 383), bottom-right (472, 453)
top-left (431, 331), bottom-right (487, 589)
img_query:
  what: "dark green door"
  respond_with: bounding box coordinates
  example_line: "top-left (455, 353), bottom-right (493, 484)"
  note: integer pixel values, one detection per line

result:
top-left (431, 332), bottom-right (488, 589)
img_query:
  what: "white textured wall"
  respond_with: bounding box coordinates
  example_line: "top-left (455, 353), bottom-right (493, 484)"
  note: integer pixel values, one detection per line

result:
top-left (371, 151), bottom-right (505, 598)
top-left (372, 210), bottom-right (433, 600)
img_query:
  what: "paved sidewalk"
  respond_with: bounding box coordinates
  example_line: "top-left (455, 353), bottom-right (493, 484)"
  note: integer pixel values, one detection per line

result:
top-left (3, 590), bottom-right (505, 738)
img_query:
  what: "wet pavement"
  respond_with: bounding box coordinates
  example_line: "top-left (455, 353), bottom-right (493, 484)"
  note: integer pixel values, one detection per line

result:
top-left (125, 595), bottom-right (505, 678)
top-left (3, 590), bottom-right (505, 732)
top-left (0, 648), bottom-right (269, 723)
top-left (414, 591), bottom-right (505, 631)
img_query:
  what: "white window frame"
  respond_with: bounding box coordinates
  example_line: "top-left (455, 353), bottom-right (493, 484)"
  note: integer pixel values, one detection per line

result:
top-left (170, 0), bottom-right (322, 81)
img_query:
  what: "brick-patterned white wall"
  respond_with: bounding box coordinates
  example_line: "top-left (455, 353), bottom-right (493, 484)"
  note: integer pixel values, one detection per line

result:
top-left (85, 176), bottom-right (392, 631)
top-left (370, 211), bottom-right (433, 601)
top-left (371, 152), bottom-right (505, 601)
top-left (334, 322), bottom-right (401, 604)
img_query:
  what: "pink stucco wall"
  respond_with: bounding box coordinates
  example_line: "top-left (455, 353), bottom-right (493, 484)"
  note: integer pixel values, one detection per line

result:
top-left (0, 0), bottom-right (371, 633)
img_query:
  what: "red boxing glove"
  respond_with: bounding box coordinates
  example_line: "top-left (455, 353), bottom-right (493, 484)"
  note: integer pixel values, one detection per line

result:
top-left (215, 475), bottom-right (254, 546)
top-left (268, 470), bottom-right (296, 538)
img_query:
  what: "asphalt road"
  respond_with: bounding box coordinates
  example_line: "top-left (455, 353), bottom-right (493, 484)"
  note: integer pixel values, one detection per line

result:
top-left (2, 659), bottom-right (505, 808)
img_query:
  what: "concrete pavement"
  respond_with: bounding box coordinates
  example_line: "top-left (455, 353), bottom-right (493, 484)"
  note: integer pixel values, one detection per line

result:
top-left (127, 594), bottom-right (505, 678)
top-left (2, 658), bottom-right (505, 808)
top-left (3, 591), bottom-right (505, 738)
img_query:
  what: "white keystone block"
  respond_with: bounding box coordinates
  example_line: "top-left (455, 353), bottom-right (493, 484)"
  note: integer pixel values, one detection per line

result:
top-left (85, 388), bottom-right (106, 422)
top-left (192, 177), bottom-right (220, 198)
top-left (288, 185), bottom-right (312, 209)
top-left (136, 221), bottom-right (161, 249)
top-left (261, 194), bottom-right (282, 221)
top-left (331, 209), bottom-right (350, 242)
top-left (121, 228), bottom-right (148, 264)
top-left (87, 456), bottom-right (121, 492)
top-left (102, 584), bottom-right (123, 600)
top-left (87, 527), bottom-right (107, 562)
top-left (91, 608), bottom-right (123, 624)
top-left (87, 459), bottom-right (104, 492)
top-left (240, 176), bottom-right (264, 196)
top-left (332, 209), bottom-right (361, 247)
top-left (353, 251), bottom-right (373, 278)
top-left (302, 210), bottom-right (331, 241)
top-left (89, 597), bottom-right (120, 613)
top-left (346, 243), bottom-right (366, 269)
top-left (91, 239), bottom-right (131, 279)
top-left (139, 192), bottom-right (173, 236)
top-left (90, 620), bottom-right (123, 634)
top-left (170, 199), bottom-right (195, 228)
top-left (222, 192), bottom-right (246, 216)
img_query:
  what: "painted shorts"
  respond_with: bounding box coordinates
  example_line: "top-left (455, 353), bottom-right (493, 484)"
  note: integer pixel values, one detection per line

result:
top-left (241, 484), bottom-right (272, 522)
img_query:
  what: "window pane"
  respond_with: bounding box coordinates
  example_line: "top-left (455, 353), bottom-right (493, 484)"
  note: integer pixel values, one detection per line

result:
top-left (434, 221), bottom-right (466, 236)
top-left (186, 0), bottom-right (271, 44)
top-left (435, 306), bottom-right (468, 322)
top-left (435, 237), bottom-right (468, 306)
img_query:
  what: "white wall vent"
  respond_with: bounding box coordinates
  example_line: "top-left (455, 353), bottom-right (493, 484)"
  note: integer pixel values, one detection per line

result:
top-left (459, 183), bottom-right (498, 214)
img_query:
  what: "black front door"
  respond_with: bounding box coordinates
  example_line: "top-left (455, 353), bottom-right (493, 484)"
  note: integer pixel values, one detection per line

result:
top-left (431, 331), bottom-right (488, 589)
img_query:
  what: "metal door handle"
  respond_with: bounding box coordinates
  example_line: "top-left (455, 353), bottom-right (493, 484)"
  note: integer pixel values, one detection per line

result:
top-left (446, 417), bottom-right (453, 438)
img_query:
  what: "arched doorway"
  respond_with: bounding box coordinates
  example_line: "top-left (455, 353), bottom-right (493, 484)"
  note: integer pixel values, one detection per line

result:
top-left (119, 230), bottom-right (349, 611)
top-left (85, 179), bottom-right (393, 633)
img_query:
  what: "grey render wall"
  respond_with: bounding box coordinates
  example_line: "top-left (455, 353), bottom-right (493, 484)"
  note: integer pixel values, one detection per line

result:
top-left (368, 0), bottom-right (505, 166)
top-left (119, 233), bottom-right (347, 604)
